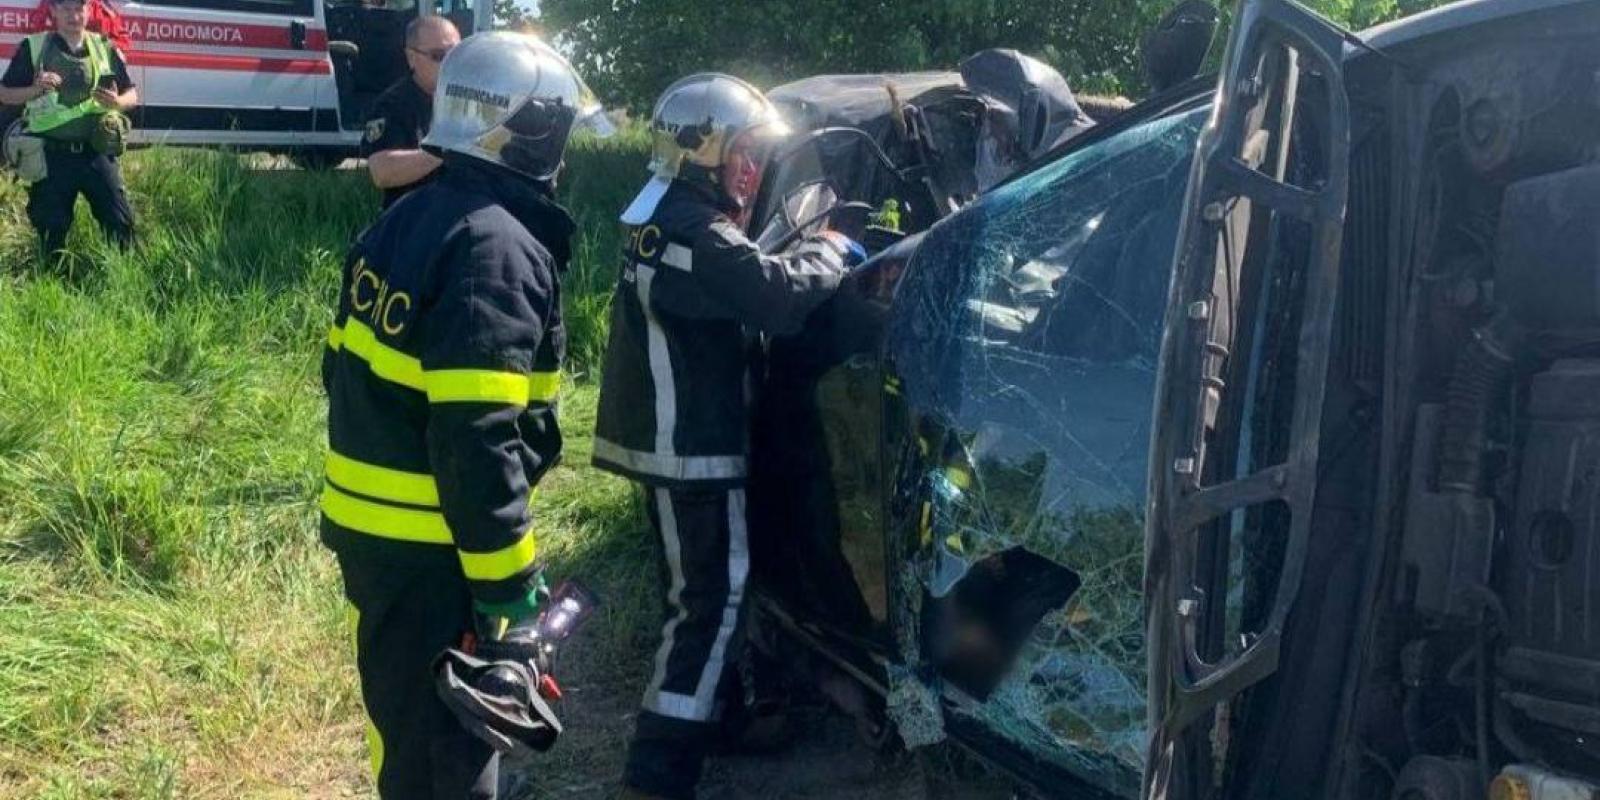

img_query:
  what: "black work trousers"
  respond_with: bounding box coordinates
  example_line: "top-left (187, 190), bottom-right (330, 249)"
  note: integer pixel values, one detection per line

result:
top-left (27, 148), bottom-right (135, 256)
top-left (624, 486), bottom-right (750, 800)
top-left (334, 543), bottom-right (500, 799)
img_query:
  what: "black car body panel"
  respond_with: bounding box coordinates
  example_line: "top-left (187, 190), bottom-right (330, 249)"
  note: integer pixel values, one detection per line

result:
top-left (749, 2), bottom-right (1600, 799)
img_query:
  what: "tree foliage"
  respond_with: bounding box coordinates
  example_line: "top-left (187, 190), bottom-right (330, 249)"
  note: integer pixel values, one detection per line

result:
top-left (538, 0), bottom-right (1455, 112)
top-left (493, 0), bottom-right (533, 30)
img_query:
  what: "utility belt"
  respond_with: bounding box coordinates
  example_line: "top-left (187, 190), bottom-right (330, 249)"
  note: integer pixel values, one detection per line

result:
top-left (4, 112), bottom-right (130, 182)
top-left (33, 109), bottom-right (130, 155)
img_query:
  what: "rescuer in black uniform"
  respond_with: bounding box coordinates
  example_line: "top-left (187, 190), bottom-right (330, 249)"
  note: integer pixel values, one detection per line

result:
top-left (361, 14), bottom-right (459, 209)
top-left (593, 73), bottom-right (862, 800)
top-left (321, 32), bottom-right (610, 799)
top-left (0, 0), bottom-right (137, 256)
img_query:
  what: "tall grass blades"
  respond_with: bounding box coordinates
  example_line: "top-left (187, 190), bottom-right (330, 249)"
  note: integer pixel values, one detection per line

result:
top-left (0, 139), bottom-right (652, 797)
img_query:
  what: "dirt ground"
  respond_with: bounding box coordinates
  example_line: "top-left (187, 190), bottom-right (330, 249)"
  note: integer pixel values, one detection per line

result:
top-left (519, 642), bottom-right (1019, 800)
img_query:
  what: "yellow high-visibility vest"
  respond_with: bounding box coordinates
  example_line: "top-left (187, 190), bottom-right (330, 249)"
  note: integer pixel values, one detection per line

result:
top-left (23, 32), bottom-right (112, 135)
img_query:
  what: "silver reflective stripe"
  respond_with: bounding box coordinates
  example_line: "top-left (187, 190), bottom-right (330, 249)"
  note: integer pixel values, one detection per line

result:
top-left (646, 488), bottom-right (750, 722)
top-left (661, 243), bottom-right (693, 272)
top-left (592, 437), bottom-right (747, 482)
top-left (643, 487), bottom-right (692, 719)
top-left (651, 691), bottom-right (701, 720)
top-left (635, 264), bottom-right (678, 455)
top-left (790, 236), bottom-right (850, 274)
top-left (692, 487), bottom-right (749, 713)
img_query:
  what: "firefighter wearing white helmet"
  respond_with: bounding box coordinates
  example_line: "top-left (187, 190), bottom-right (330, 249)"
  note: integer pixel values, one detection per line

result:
top-left (594, 73), bottom-right (864, 800)
top-left (320, 31), bottom-right (607, 800)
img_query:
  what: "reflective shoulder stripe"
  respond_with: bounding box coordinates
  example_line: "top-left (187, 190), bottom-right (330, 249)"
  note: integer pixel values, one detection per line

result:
top-left (661, 243), bottom-right (693, 272)
top-left (325, 450), bottom-right (439, 507)
top-left (320, 483), bottom-right (453, 545)
top-left (337, 318), bottom-right (425, 391)
top-left (457, 529), bottom-right (538, 582)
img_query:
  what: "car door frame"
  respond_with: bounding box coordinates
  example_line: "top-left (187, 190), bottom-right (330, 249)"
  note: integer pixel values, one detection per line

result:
top-left (1143, 0), bottom-right (1354, 797)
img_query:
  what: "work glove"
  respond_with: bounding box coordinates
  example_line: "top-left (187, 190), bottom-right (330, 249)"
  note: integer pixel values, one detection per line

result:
top-left (817, 230), bottom-right (868, 269)
top-left (472, 573), bottom-right (550, 639)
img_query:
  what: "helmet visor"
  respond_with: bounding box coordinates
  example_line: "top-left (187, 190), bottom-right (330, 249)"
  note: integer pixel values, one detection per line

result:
top-left (722, 126), bottom-right (778, 210)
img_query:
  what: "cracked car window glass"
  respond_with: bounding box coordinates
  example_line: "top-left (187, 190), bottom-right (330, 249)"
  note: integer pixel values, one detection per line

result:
top-left (889, 105), bottom-right (1208, 796)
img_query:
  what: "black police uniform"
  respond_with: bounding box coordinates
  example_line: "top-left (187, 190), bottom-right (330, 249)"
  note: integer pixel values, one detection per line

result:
top-left (322, 155), bottom-right (573, 799)
top-left (593, 179), bottom-right (849, 800)
top-left (1, 33), bottom-right (136, 255)
top-left (360, 76), bottom-right (434, 209)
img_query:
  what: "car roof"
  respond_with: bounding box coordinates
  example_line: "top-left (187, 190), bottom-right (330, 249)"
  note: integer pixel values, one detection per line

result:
top-left (1358, 0), bottom-right (1592, 50)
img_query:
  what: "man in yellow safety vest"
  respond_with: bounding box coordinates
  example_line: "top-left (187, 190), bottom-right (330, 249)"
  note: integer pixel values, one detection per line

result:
top-left (0, 0), bottom-right (137, 257)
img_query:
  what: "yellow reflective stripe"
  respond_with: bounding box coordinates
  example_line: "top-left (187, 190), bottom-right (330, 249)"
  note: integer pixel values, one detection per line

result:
top-left (331, 319), bottom-right (560, 403)
top-left (344, 603), bottom-right (386, 781)
top-left (457, 530), bottom-right (538, 582)
top-left (424, 369), bottom-right (530, 405)
top-left (423, 369), bottom-right (562, 406)
top-left (337, 319), bottom-right (424, 391)
top-left (320, 483), bottom-right (452, 545)
top-left (366, 718), bottom-right (385, 780)
top-left (325, 451), bottom-right (439, 507)
top-left (943, 465), bottom-right (973, 491)
top-left (528, 371), bottom-right (561, 403)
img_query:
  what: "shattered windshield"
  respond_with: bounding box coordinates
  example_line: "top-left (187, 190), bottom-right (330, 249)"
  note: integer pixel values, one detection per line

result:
top-left (887, 104), bottom-right (1208, 796)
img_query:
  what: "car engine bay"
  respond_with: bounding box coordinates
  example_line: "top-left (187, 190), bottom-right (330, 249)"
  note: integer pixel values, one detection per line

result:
top-left (1356, 20), bottom-right (1600, 800)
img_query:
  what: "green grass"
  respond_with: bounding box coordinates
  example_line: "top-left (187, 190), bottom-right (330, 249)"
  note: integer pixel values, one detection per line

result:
top-left (0, 142), bottom-right (655, 798)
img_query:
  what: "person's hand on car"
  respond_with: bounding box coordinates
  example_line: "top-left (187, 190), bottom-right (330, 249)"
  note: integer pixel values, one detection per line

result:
top-left (817, 230), bottom-right (868, 269)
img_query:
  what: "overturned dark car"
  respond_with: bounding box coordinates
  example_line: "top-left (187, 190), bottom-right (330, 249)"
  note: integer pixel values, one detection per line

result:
top-left (736, 2), bottom-right (1600, 799)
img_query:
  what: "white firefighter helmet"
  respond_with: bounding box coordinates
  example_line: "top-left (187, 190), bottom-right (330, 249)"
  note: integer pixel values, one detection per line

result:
top-left (620, 72), bottom-right (791, 224)
top-left (422, 31), bottom-right (611, 181)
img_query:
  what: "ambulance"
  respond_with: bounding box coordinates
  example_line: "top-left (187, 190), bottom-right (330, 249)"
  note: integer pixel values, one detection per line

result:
top-left (0, 0), bottom-right (491, 165)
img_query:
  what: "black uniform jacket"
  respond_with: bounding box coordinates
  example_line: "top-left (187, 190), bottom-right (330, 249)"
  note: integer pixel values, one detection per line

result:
top-left (361, 76), bottom-right (434, 209)
top-left (592, 180), bottom-right (849, 489)
top-left (321, 156), bottom-right (573, 605)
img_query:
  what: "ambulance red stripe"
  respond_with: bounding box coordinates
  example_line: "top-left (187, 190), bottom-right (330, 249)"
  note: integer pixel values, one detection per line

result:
top-left (0, 40), bottom-right (330, 73)
top-left (129, 49), bottom-right (330, 74)
top-left (0, 12), bottom-right (327, 51)
top-left (121, 15), bottom-right (328, 51)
